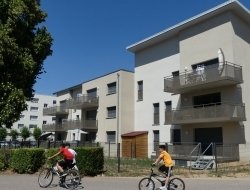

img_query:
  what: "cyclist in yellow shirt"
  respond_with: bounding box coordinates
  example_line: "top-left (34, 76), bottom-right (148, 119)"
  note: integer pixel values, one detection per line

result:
top-left (153, 145), bottom-right (174, 190)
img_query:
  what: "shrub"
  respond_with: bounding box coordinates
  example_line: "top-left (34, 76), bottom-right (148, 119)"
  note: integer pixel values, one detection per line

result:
top-left (0, 149), bottom-right (13, 170)
top-left (10, 148), bottom-right (45, 173)
top-left (75, 147), bottom-right (104, 176)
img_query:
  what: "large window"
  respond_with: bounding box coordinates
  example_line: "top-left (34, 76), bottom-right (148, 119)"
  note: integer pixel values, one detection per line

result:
top-left (107, 82), bottom-right (117, 95)
top-left (31, 98), bottom-right (39, 103)
top-left (153, 103), bottom-right (160, 125)
top-left (107, 131), bottom-right (116, 143)
top-left (107, 106), bottom-right (116, 119)
top-left (137, 81), bottom-right (143, 101)
top-left (18, 124), bottom-right (24, 129)
top-left (30, 115), bottom-right (38, 121)
top-left (86, 110), bottom-right (97, 120)
top-left (193, 92), bottom-right (221, 108)
top-left (30, 106), bottom-right (38, 112)
top-left (29, 124), bottom-right (37, 129)
top-left (87, 88), bottom-right (97, 97)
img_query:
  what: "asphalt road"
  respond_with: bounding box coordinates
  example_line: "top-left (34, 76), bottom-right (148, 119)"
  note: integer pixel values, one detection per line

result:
top-left (0, 174), bottom-right (250, 190)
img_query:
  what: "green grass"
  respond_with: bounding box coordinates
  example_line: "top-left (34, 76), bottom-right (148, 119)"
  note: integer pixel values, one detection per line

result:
top-left (104, 158), bottom-right (250, 177)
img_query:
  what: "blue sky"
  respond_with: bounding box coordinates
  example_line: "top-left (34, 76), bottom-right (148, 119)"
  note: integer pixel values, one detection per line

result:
top-left (35, 0), bottom-right (250, 95)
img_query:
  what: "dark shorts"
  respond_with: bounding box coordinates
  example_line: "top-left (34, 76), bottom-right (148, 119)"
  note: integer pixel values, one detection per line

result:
top-left (58, 159), bottom-right (73, 169)
top-left (159, 165), bottom-right (173, 176)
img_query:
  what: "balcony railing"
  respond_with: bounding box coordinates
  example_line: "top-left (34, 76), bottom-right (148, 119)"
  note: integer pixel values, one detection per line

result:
top-left (62, 119), bottom-right (98, 130)
top-left (66, 95), bottom-right (99, 109)
top-left (165, 102), bottom-right (246, 124)
top-left (43, 105), bottom-right (68, 116)
top-left (164, 62), bottom-right (243, 94)
top-left (42, 123), bottom-right (65, 132)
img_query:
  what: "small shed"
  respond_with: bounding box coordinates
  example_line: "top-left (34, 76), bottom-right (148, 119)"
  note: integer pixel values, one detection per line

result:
top-left (121, 131), bottom-right (148, 158)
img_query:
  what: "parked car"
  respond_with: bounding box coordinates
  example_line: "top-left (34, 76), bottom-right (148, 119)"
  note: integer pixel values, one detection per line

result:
top-left (0, 141), bottom-right (9, 148)
top-left (10, 140), bottom-right (21, 148)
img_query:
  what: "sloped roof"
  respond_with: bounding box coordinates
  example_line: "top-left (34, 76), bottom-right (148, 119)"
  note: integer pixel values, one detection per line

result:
top-left (127, 0), bottom-right (250, 53)
top-left (121, 131), bottom-right (148, 137)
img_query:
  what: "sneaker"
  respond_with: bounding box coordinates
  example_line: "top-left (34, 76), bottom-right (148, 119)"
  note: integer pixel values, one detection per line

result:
top-left (159, 186), bottom-right (167, 190)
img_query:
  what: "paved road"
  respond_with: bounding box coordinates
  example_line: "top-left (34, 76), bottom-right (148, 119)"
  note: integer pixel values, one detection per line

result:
top-left (0, 174), bottom-right (250, 190)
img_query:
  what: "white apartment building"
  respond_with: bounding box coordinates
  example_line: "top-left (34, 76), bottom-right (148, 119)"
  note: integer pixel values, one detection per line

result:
top-left (127, 0), bottom-right (250, 161)
top-left (10, 94), bottom-right (56, 140)
top-left (42, 70), bottom-right (134, 146)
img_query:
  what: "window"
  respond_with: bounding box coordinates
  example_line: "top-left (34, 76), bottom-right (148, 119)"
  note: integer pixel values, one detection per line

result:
top-left (193, 92), bottom-right (221, 108)
top-left (107, 82), bottom-right (117, 95)
top-left (53, 100), bottom-right (57, 104)
top-left (29, 124), bottom-right (37, 129)
top-left (107, 106), bottom-right (116, 119)
top-left (107, 131), bottom-right (116, 143)
top-left (30, 106), bottom-right (38, 112)
top-left (165, 101), bottom-right (172, 110)
top-left (31, 98), bottom-right (39, 103)
top-left (20, 114), bottom-right (25, 118)
top-left (153, 103), bottom-right (160, 125)
top-left (44, 103), bottom-right (48, 108)
top-left (30, 115), bottom-right (38, 121)
top-left (76, 115), bottom-right (80, 120)
top-left (87, 88), bottom-right (97, 97)
top-left (153, 130), bottom-right (159, 151)
top-left (86, 110), bottom-right (97, 120)
top-left (43, 120), bottom-right (47, 124)
top-left (52, 117), bottom-right (56, 121)
top-left (137, 81), bottom-right (143, 101)
top-left (18, 124), bottom-right (24, 129)
top-left (73, 133), bottom-right (76, 141)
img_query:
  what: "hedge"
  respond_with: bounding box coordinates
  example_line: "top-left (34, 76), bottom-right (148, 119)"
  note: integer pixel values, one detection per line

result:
top-left (0, 149), bottom-right (13, 171)
top-left (10, 148), bottom-right (45, 173)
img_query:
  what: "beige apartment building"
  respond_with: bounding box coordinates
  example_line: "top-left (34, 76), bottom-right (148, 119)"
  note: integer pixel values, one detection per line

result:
top-left (127, 0), bottom-right (250, 161)
top-left (42, 70), bottom-right (134, 147)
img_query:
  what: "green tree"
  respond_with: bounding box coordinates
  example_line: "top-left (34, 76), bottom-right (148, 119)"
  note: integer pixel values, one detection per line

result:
top-left (0, 127), bottom-right (7, 140)
top-left (33, 127), bottom-right (41, 141)
top-left (20, 127), bottom-right (30, 140)
top-left (10, 129), bottom-right (19, 140)
top-left (0, 0), bottom-right (53, 128)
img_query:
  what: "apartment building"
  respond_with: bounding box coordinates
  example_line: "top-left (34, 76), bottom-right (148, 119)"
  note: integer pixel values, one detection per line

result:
top-left (127, 1), bottom-right (250, 161)
top-left (10, 94), bottom-right (56, 140)
top-left (42, 70), bottom-right (134, 145)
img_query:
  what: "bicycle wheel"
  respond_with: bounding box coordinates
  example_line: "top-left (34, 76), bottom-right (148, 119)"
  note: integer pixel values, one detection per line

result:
top-left (38, 168), bottom-right (54, 188)
top-left (138, 177), bottom-right (155, 190)
top-left (64, 169), bottom-right (81, 189)
top-left (168, 177), bottom-right (185, 190)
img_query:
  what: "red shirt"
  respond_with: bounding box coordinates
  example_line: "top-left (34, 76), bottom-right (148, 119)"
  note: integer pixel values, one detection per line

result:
top-left (60, 147), bottom-right (73, 160)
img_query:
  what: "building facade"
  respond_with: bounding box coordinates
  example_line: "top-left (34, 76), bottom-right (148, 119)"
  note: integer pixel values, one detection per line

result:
top-left (42, 70), bottom-right (134, 147)
top-left (10, 94), bottom-right (56, 140)
top-left (127, 0), bottom-right (250, 161)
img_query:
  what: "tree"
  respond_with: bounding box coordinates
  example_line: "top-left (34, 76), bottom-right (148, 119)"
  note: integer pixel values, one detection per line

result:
top-left (20, 127), bottom-right (30, 140)
top-left (0, 0), bottom-right (53, 128)
top-left (0, 127), bottom-right (7, 140)
top-left (10, 129), bottom-right (19, 140)
top-left (33, 127), bottom-right (42, 141)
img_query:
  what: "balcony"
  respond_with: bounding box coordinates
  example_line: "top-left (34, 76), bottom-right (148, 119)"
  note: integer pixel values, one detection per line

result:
top-left (62, 119), bottom-right (98, 131)
top-left (164, 62), bottom-right (243, 94)
top-left (165, 102), bottom-right (246, 124)
top-left (43, 105), bottom-right (68, 116)
top-left (42, 123), bottom-right (65, 132)
top-left (66, 95), bottom-right (99, 109)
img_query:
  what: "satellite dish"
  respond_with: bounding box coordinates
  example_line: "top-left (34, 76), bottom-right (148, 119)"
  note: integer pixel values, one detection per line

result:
top-left (218, 48), bottom-right (225, 64)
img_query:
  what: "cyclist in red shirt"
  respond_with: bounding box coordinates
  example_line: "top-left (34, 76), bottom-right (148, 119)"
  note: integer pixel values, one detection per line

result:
top-left (48, 142), bottom-right (74, 176)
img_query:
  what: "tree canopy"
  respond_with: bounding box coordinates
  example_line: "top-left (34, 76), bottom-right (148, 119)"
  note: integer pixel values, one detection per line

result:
top-left (20, 126), bottom-right (30, 140)
top-left (0, 0), bottom-right (53, 128)
top-left (33, 127), bottom-right (41, 141)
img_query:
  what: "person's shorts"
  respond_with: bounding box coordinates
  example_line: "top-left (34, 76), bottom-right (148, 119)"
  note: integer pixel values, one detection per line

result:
top-left (58, 159), bottom-right (73, 169)
top-left (159, 165), bottom-right (173, 176)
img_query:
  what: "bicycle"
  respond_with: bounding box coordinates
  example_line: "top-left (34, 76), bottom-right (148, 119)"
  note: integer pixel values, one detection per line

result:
top-left (38, 161), bottom-right (81, 189)
top-left (138, 166), bottom-right (185, 190)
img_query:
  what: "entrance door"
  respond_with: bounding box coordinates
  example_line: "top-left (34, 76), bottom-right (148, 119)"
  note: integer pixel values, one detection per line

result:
top-left (194, 127), bottom-right (223, 155)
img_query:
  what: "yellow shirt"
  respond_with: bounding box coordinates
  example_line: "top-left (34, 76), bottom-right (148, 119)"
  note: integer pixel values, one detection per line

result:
top-left (160, 151), bottom-right (173, 167)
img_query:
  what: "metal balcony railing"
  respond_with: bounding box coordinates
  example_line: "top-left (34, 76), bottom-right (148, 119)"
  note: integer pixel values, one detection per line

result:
top-left (62, 119), bottom-right (98, 130)
top-left (66, 95), bottom-right (99, 109)
top-left (165, 102), bottom-right (246, 124)
top-left (43, 105), bottom-right (68, 116)
top-left (42, 123), bottom-right (64, 132)
top-left (164, 62), bottom-right (243, 94)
